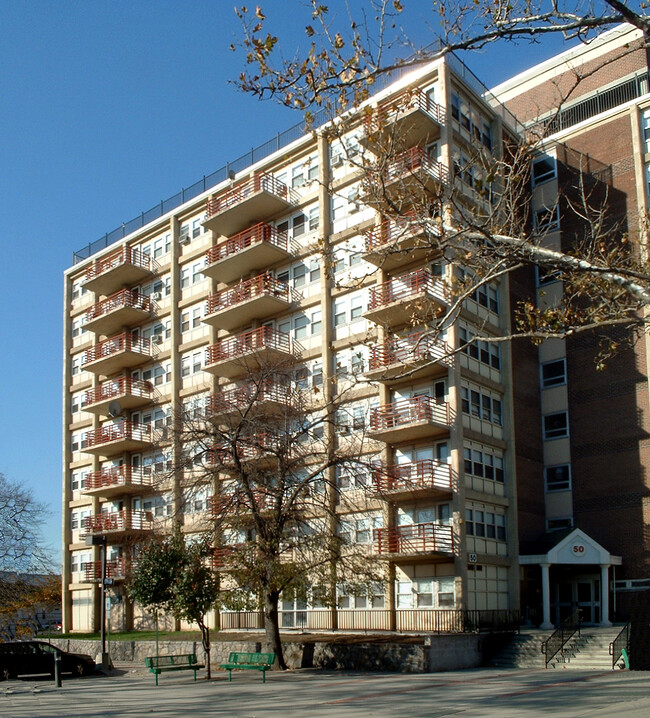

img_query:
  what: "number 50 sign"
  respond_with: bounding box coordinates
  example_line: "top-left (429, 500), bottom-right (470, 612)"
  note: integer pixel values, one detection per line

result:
top-left (572, 544), bottom-right (586, 554)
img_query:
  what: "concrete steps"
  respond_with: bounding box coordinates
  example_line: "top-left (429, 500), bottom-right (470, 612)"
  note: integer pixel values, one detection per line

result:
top-left (489, 626), bottom-right (626, 670)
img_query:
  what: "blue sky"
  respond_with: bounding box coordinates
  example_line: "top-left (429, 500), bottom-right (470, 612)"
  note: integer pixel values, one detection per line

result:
top-left (0, 1), bottom-right (570, 562)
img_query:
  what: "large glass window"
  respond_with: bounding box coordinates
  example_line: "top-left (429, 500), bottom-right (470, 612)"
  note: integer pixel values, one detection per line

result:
top-left (543, 411), bottom-right (569, 439)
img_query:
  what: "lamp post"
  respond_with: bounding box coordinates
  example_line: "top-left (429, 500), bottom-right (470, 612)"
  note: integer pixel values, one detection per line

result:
top-left (85, 534), bottom-right (112, 671)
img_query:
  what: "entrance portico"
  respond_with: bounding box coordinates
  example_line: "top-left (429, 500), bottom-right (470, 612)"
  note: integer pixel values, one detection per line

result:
top-left (520, 528), bottom-right (621, 629)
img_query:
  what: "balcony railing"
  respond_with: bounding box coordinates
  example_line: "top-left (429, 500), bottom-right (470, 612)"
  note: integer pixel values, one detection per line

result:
top-left (206, 172), bottom-right (294, 217)
top-left (368, 270), bottom-right (447, 312)
top-left (207, 222), bottom-right (289, 264)
top-left (372, 459), bottom-right (453, 494)
top-left (365, 146), bottom-right (449, 194)
top-left (374, 522), bottom-right (454, 555)
top-left (83, 509), bottom-right (153, 535)
top-left (83, 246), bottom-right (153, 295)
top-left (83, 465), bottom-right (154, 493)
top-left (207, 273), bottom-right (298, 314)
top-left (84, 377), bottom-right (153, 411)
top-left (84, 421), bottom-right (152, 451)
top-left (207, 381), bottom-right (293, 417)
top-left (369, 396), bottom-right (452, 433)
top-left (365, 87), bottom-right (445, 133)
top-left (83, 289), bottom-right (153, 327)
top-left (83, 558), bottom-right (126, 583)
top-left (368, 332), bottom-right (452, 376)
top-left (82, 333), bottom-right (154, 373)
top-left (211, 433), bottom-right (277, 467)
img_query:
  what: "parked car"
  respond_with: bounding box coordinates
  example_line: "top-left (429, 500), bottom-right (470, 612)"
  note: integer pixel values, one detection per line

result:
top-left (0, 641), bottom-right (95, 679)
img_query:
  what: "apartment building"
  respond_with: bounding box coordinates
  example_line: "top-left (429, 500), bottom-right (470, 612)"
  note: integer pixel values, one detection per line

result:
top-left (63, 52), bottom-right (522, 634)
top-left (64, 24), bottom-right (650, 636)
top-left (493, 24), bottom-right (650, 629)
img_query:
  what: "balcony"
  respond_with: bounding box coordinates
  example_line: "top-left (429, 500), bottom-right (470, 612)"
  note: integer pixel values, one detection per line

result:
top-left (207, 381), bottom-right (294, 421)
top-left (203, 273), bottom-right (300, 331)
top-left (83, 289), bottom-right (154, 336)
top-left (365, 332), bottom-right (452, 382)
top-left (83, 465), bottom-right (154, 499)
top-left (83, 421), bottom-right (154, 457)
top-left (203, 172), bottom-right (297, 237)
top-left (83, 509), bottom-right (153, 539)
top-left (363, 146), bottom-right (449, 209)
top-left (363, 215), bottom-right (442, 271)
top-left (84, 377), bottom-right (154, 416)
top-left (368, 396), bottom-right (453, 443)
top-left (364, 270), bottom-right (447, 326)
top-left (82, 246), bottom-right (153, 296)
top-left (374, 522), bottom-right (454, 559)
top-left (202, 223), bottom-right (293, 284)
top-left (83, 333), bottom-right (154, 376)
top-left (210, 433), bottom-right (277, 471)
top-left (204, 327), bottom-right (302, 379)
top-left (83, 558), bottom-right (127, 583)
top-left (371, 460), bottom-right (453, 499)
top-left (363, 88), bottom-right (444, 148)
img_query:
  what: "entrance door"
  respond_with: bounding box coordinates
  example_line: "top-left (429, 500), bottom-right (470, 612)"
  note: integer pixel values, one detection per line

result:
top-left (554, 577), bottom-right (600, 625)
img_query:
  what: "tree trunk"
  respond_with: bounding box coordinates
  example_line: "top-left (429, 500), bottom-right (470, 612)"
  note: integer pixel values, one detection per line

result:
top-left (263, 591), bottom-right (286, 669)
top-left (200, 622), bottom-right (211, 679)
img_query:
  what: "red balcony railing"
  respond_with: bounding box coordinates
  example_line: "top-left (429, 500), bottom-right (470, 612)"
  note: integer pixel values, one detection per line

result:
top-left (210, 433), bottom-right (277, 465)
top-left (83, 558), bottom-right (126, 582)
top-left (83, 289), bottom-right (153, 324)
top-left (84, 465), bottom-right (154, 492)
top-left (374, 522), bottom-right (454, 555)
top-left (364, 88), bottom-right (445, 135)
top-left (83, 333), bottom-right (153, 365)
top-left (205, 222), bottom-right (289, 265)
top-left (83, 509), bottom-right (153, 534)
top-left (372, 459), bottom-right (453, 493)
top-left (368, 146), bottom-right (448, 187)
top-left (84, 377), bottom-right (153, 408)
top-left (364, 213), bottom-right (443, 253)
top-left (84, 246), bottom-right (151, 283)
top-left (368, 270), bottom-right (447, 311)
top-left (84, 421), bottom-right (152, 450)
top-left (206, 272), bottom-right (298, 315)
top-left (206, 172), bottom-right (295, 217)
top-left (206, 326), bottom-right (302, 366)
top-left (207, 381), bottom-right (293, 416)
top-left (369, 396), bottom-right (452, 432)
top-left (369, 332), bottom-right (453, 371)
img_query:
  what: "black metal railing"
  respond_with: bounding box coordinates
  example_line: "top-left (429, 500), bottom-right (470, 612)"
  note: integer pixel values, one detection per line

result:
top-left (609, 623), bottom-right (630, 669)
top-left (541, 608), bottom-right (581, 668)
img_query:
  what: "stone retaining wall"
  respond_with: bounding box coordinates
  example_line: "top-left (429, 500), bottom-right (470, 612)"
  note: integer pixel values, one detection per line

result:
top-left (50, 635), bottom-right (483, 673)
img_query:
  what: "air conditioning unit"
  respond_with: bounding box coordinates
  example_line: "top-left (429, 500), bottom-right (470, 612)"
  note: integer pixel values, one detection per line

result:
top-left (180, 236), bottom-right (191, 245)
top-left (349, 202), bottom-right (361, 214)
top-left (151, 292), bottom-right (162, 301)
top-left (331, 154), bottom-right (344, 168)
top-left (151, 334), bottom-right (163, 345)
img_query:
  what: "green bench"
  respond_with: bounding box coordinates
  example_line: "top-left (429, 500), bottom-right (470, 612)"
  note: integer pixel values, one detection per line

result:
top-left (145, 653), bottom-right (204, 686)
top-left (220, 651), bottom-right (275, 682)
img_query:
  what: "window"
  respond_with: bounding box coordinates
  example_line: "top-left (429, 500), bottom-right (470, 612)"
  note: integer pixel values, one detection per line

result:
top-left (541, 359), bottom-right (566, 388)
top-left (277, 208), bottom-right (316, 240)
top-left (181, 303), bottom-right (205, 333)
top-left (396, 577), bottom-right (455, 609)
top-left (181, 350), bottom-right (204, 377)
top-left (532, 155), bottom-right (557, 186)
top-left (332, 292), bottom-right (365, 329)
top-left (547, 517), bottom-right (573, 531)
top-left (461, 384), bottom-right (503, 426)
top-left (451, 91), bottom-right (492, 150)
top-left (143, 494), bottom-right (173, 518)
top-left (463, 444), bottom-right (505, 483)
top-left (337, 463), bottom-right (370, 489)
top-left (183, 485), bottom-right (213, 514)
top-left (70, 469), bottom-right (88, 491)
top-left (458, 326), bottom-right (501, 371)
top-left (338, 583), bottom-right (385, 609)
top-left (535, 205), bottom-right (560, 232)
top-left (545, 464), bottom-right (571, 492)
top-left (642, 109), bottom-right (650, 153)
top-left (543, 411), bottom-right (569, 439)
top-left (339, 513), bottom-right (382, 544)
top-left (465, 507), bottom-right (506, 540)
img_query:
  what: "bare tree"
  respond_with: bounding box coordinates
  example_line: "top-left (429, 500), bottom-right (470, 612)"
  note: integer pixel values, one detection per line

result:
top-left (177, 352), bottom-right (384, 669)
top-left (231, 1), bottom-right (650, 365)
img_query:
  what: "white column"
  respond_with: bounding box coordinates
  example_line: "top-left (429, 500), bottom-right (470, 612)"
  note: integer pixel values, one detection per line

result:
top-left (600, 564), bottom-right (612, 627)
top-left (540, 563), bottom-right (554, 629)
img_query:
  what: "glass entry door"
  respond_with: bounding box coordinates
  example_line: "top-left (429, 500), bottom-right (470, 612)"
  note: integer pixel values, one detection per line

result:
top-left (553, 576), bottom-right (600, 625)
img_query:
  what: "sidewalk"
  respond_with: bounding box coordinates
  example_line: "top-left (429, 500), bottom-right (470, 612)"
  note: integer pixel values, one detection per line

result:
top-left (2, 666), bottom-right (649, 717)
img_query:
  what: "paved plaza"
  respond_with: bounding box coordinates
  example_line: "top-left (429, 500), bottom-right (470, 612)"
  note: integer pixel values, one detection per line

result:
top-left (2, 665), bottom-right (649, 717)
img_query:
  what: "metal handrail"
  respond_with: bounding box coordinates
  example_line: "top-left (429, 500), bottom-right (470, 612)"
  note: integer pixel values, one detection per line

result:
top-left (371, 459), bottom-right (453, 493)
top-left (609, 623), bottom-right (630, 669)
top-left (374, 522), bottom-right (454, 555)
top-left (541, 608), bottom-right (581, 668)
top-left (205, 222), bottom-right (289, 265)
top-left (206, 272), bottom-right (299, 315)
top-left (368, 269), bottom-right (448, 310)
top-left (205, 326), bottom-right (303, 365)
